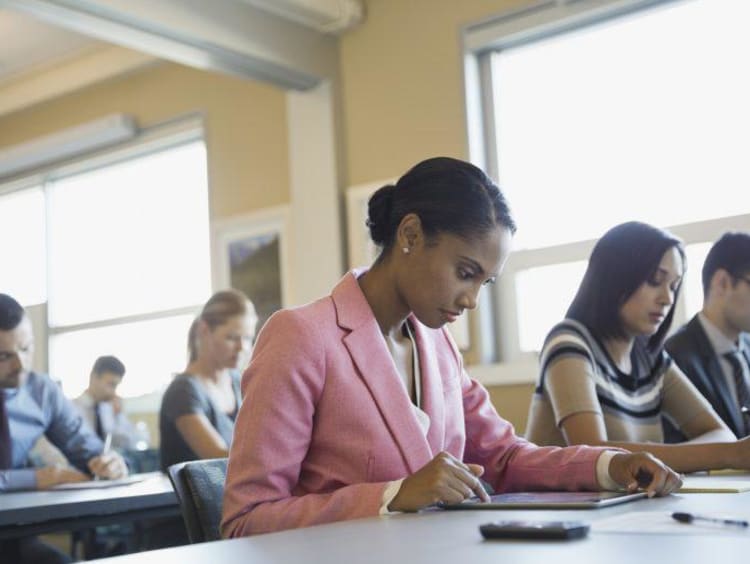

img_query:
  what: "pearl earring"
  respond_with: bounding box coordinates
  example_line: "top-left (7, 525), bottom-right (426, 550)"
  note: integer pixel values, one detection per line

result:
top-left (402, 247), bottom-right (410, 254)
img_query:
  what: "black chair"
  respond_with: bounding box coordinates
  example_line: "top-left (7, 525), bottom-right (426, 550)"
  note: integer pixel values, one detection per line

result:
top-left (167, 458), bottom-right (228, 543)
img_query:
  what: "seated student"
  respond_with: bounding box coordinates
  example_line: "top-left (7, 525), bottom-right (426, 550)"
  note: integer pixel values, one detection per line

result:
top-left (221, 158), bottom-right (681, 538)
top-left (665, 232), bottom-right (750, 439)
top-left (525, 222), bottom-right (750, 473)
top-left (73, 355), bottom-right (143, 558)
top-left (75, 355), bottom-right (137, 450)
top-left (159, 290), bottom-right (257, 471)
top-left (0, 294), bottom-right (128, 564)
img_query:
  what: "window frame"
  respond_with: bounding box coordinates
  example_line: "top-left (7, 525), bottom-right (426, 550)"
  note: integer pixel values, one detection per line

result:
top-left (0, 116), bottom-right (209, 397)
top-left (462, 0), bottom-right (750, 384)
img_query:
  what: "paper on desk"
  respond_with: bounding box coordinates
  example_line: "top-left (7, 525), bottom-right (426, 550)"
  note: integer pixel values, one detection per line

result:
top-left (50, 474), bottom-right (148, 490)
top-left (679, 477), bottom-right (750, 493)
top-left (708, 469), bottom-right (750, 477)
top-left (593, 512), bottom-right (750, 536)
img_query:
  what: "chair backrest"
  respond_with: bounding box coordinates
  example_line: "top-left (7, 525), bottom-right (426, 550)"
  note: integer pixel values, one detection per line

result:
top-left (167, 458), bottom-right (228, 543)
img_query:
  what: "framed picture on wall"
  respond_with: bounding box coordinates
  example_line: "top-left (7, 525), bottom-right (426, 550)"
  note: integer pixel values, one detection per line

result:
top-left (345, 180), bottom-right (472, 352)
top-left (212, 206), bottom-right (291, 332)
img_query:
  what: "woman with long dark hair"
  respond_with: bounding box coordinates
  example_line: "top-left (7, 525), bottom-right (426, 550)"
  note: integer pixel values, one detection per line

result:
top-left (526, 221), bottom-right (750, 472)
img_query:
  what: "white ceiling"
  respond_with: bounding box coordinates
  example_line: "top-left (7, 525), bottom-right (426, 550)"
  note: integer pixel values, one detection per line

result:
top-left (0, 0), bottom-right (360, 111)
top-left (0, 9), bottom-right (105, 82)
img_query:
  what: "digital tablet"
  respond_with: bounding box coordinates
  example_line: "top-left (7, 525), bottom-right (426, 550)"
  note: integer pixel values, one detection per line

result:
top-left (439, 490), bottom-right (647, 510)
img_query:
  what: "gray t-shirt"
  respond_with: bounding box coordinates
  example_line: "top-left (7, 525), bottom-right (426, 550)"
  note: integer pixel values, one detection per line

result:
top-left (159, 372), bottom-right (241, 471)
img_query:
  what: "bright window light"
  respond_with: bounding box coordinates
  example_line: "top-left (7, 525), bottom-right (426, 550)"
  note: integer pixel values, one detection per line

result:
top-left (682, 242), bottom-right (713, 319)
top-left (494, 0), bottom-right (750, 250)
top-left (0, 188), bottom-right (46, 306)
top-left (49, 314), bottom-right (195, 398)
top-left (515, 260), bottom-right (587, 352)
top-left (47, 141), bottom-right (211, 326)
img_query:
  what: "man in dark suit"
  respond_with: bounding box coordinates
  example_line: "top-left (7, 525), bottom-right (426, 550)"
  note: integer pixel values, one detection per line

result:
top-left (665, 232), bottom-right (750, 440)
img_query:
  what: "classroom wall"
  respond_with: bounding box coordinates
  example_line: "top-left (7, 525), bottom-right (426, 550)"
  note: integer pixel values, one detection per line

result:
top-left (338, 0), bottom-right (528, 184)
top-left (488, 384), bottom-right (534, 436)
top-left (338, 0), bottom-right (536, 430)
top-left (0, 62), bottom-right (290, 219)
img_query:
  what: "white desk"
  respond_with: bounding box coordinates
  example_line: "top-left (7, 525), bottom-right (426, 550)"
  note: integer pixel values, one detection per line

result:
top-left (0, 472), bottom-right (179, 540)
top-left (92, 485), bottom-right (750, 564)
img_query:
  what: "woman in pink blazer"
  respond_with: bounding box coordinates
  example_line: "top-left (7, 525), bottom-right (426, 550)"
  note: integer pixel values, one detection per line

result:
top-left (221, 157), bottom-right (681, 537)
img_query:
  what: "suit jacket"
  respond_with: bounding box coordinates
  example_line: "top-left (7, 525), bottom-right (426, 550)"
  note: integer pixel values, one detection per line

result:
top-left (221, 271), bottom-right (607, 537)
top-left (665, 315), bottom-right (750, 438)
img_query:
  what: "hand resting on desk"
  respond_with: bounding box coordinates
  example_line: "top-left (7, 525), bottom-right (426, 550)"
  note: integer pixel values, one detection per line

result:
top-left (389, 450), bottom-right (681, 510)
top-left (609, 452), bottom-right (682, 497)
top-left (388, 451), bottom-right (491, 512)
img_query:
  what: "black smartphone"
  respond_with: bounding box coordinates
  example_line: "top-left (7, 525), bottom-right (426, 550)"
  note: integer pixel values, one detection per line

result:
top-left (480, 520), bottom-right (590, 540)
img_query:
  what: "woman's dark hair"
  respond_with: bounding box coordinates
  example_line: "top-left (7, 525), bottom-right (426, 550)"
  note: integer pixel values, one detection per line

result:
top-left (0, 293), bottom-right (24, 331)
top-left (566, 221), bottom-right (685, 353)
top-left (366, 157), bottom-right (516, 255)
top-left (702, 231), bottom-right (750, 297)
top-left (92, 355), bottom-right (126, 378)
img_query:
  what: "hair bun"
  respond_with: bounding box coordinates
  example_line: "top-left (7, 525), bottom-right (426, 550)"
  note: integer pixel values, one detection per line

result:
top-left (366, 183), bottom-right (396, 246)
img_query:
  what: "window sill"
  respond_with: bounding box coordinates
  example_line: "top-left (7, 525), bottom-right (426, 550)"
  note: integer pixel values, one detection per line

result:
top-left (466, 360), bottom-right (538, 387)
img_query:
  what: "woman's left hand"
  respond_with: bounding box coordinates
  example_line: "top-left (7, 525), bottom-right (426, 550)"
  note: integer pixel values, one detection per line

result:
top-left (608, 452), bottom-right (682, 497)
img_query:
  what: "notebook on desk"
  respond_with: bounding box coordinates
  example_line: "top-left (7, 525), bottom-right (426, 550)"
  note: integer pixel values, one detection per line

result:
top-left (439, 491), bottom-right (647, 510)
top-left (678, 477), bottom-right (750, 493)
top-left (50, 474), bottom-right (149, 490)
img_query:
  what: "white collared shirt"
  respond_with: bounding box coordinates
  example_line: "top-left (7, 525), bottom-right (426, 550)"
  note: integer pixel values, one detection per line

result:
top-left (73, 390), bottom-right (138, 450)
top-left (698, 313), bottom-right (750, 406)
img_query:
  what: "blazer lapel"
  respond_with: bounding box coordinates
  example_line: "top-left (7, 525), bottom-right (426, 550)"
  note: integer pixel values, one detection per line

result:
top-left (332, 272), bottom-right (433, 474)
top-left (409, 317), bottom-right (446, 455)
top-left (689, 317), bottom-right (745, 434)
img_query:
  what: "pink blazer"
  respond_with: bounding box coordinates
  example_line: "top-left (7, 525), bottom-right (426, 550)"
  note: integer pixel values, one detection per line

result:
top-left (221, 271), bottom-right (606, 537)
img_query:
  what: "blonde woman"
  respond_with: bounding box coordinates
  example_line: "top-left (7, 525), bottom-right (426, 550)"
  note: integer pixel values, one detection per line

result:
top-left (159, 290), bottom-right (257, 471)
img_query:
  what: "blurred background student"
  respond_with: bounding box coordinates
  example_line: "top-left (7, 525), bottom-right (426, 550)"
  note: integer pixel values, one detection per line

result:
top-left (74, 355), bottom-right (137, 451)
top-left (159, 289), bottom-right (257, 471)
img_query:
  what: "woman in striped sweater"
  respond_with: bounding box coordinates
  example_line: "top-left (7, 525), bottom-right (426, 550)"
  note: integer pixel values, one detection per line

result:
top-left (526, 221), bottom-right (750, 472)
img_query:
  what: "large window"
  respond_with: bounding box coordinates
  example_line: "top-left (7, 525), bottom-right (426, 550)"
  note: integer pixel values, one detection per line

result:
top-left (0, 187), bottom-right (46, 306)
top-left (0, 127), bottom-right (211, 397)
top-left (467, 0), bottom-right (750, 364)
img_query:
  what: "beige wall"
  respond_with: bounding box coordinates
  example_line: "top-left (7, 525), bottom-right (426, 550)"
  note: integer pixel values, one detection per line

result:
top-left (339, 0), bottom-right (528, 185)
top-left (488, 383), bottom-right (534, 436)
top-left (0, 62), bottom-right (290, 219)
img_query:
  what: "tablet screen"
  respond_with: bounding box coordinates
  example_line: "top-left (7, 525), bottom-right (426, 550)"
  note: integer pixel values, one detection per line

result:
top-left (440, 490), bottom-right (647, 510)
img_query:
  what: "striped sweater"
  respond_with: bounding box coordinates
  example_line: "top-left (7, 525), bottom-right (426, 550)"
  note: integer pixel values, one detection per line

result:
top-left (525, 319), bottom-right (713, 446)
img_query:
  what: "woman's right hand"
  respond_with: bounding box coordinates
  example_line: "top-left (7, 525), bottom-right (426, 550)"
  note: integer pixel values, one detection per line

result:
top-left (388, 451), bottom-right (490, 512)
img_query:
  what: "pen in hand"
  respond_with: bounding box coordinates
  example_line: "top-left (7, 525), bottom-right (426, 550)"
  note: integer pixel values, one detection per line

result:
top-left (93, 432), bottom-right (113, 481)
top-left (672, 512), bottom-right (749, 528)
